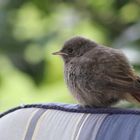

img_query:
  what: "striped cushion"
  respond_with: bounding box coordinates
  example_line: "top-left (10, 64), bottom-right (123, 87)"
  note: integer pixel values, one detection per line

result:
top-left (0, 103), bottom-right (140, 140)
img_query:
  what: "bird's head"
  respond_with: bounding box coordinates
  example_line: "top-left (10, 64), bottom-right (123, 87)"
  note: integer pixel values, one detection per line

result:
top-left (52, 36), bottom-right (97, 63)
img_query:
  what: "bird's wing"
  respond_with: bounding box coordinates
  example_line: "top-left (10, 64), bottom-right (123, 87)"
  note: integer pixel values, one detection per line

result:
top-left (103, 52), bottom-right (137, 88)
top-left (78, 49), bottom-right (138, 91)
top-left (77, 48), bottom-right (140, 103)
top-left (101, 50), bottom-right (140, 102)
top-left (106, 68), bottom-right (140, 102)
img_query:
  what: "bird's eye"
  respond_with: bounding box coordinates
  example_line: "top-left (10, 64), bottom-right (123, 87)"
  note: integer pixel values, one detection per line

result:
top-left (67, 48), bottom-right (73, 54)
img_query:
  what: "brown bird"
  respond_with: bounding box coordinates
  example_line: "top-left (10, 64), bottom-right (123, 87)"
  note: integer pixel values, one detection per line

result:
top-left (53, 36), bottom-right (140, 107)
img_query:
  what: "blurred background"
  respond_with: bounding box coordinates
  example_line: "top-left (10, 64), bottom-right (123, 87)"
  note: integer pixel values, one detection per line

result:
top-left (0, 0), bottom-right (140, 111)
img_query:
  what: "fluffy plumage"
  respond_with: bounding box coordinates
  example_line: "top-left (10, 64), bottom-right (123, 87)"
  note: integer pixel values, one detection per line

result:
top-left (53, 36), bottom-right (140, 107)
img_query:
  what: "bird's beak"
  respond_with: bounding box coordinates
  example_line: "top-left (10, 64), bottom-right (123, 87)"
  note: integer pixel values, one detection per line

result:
top-left (52, 51), bottom-right (68, 56)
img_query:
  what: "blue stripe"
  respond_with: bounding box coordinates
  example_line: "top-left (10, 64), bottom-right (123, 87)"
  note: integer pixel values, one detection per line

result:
top-left (78, 114), bottom-right (107, 140)
top-left (24, 109), bottom-right (46, 140)
top-left (96, 114), bottom-right (140, 140)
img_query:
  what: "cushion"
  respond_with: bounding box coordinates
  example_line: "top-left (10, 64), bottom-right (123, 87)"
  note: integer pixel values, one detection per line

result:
top-left (0, 103), bottom-right (140, 140)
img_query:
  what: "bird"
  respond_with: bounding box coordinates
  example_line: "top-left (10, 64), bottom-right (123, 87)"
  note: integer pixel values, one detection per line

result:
top-left (52, 36), bottom-right (140, 107)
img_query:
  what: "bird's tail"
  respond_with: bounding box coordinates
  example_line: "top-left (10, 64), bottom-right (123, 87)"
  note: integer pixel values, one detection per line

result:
top-left (131, 92), bottom-right (140, 103)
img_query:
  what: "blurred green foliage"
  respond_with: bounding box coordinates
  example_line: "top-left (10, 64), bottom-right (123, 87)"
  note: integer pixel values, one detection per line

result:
top-left (0, 0), bottom-right (140, 111)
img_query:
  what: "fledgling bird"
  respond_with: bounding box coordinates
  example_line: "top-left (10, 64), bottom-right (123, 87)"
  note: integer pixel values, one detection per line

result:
top-left (53, 36), bottom-right (140, 107)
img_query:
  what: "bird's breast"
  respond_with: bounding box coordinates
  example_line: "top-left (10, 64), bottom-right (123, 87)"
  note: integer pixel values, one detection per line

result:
top-left (64, 63), bottom-right (76, 84)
